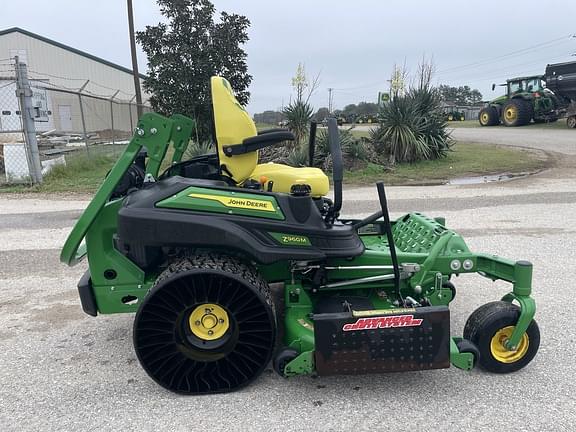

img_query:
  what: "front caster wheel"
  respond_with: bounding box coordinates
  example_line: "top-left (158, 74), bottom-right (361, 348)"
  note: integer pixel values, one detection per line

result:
top-left (456, 339), bottom-right (480, 368)
top-left (463, 301), bottom-right (539, 373)
top-left (273, 347), bottom-right (299, 377)
top-left (133, 253), bottom-right (276, 394)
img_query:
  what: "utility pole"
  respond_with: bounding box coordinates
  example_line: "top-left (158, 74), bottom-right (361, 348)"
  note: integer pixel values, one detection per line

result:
top-left (14, 56), bottom-right (43, 184)
top-left (78, 79), bottom-right (90, 155)
top-left (127, 0), bottom-right (143, 118)
top-left (328, 87), bottom-right (334, 114)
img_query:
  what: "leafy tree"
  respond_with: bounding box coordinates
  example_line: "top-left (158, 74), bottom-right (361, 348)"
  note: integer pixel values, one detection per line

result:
top-left (343, 104), bottom-right (357, 116)
top-left (438, 85), bottom-right (483, 105)
top-left (137, 0), bottom-right (252, 141)
top-left (314, 107), bottom-right (330, 122)
top-left (356, 102), bottom-right (379, 116)
top-left (340, 103), bottom-right (378, 122)
top-left (253, 110), bottom-right (285, 125)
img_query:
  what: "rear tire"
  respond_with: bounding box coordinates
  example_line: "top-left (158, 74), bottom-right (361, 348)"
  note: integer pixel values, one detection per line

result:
top-left (478, 107), bottom-right (499, 126)
top-left (567, 116), bottom-right (576, 129)
top-left (502, 99), bottom-right (532, 126)
top-left (133, 252), bottom-right (276, 394)
top-left (463, 301), bottom-right (539, 373)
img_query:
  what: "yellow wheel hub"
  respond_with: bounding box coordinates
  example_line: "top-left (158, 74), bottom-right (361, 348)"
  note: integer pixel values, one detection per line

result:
top-left (490, 326), bottom-right (529, 363)
top-left (481, 113), bottom-right (489, 123)
top-left (505, 107), bottom-right (517, 121)
top-left (189, 303), bottom-right (229, 341)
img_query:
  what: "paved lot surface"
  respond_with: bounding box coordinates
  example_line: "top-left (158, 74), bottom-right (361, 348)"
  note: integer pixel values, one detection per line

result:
top-left (354, 123), bottom-right (576, 155)
top-left (450, 126), bottom-right (576, 155)
top-left (2, 170), bottom-right (576, 431)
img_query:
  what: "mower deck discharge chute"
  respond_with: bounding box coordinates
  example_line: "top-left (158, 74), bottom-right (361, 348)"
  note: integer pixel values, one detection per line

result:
top-left (61, 77), bottom-right (540, 395)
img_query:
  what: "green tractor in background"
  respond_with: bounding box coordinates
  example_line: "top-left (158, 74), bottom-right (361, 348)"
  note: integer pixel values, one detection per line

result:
top-left (479, 76), bottom-right (559, 127)
top-left (445, 110), bottom-right (465, 122)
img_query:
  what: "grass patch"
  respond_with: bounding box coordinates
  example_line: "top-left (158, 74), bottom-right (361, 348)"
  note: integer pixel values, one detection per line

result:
top-left (446, 120), bottom-right (480, 128)
top-left (0, 146), bottom-right (122, 194)
top-left (344, 142), bottom-right (546, 185)
top-left (349, 128), bottom-right (372, 139)
top-left (0, 141), bottom-right (547, 194)
top-left (255, 122), bottom-right (277, 130)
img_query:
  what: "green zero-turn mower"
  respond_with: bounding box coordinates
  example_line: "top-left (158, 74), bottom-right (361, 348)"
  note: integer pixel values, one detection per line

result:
top-left (61, 77), bottom-right (540, 395)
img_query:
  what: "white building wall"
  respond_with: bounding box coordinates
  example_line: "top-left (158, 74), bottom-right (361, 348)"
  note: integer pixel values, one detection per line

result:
top-left (0, 30), bottom-right (147, 136)
top-left (0, 31), bottom-right (147, 102)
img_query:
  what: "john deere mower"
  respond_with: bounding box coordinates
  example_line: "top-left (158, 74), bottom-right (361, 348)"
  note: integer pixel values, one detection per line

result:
top-left (61, 77), bottom-right (540, 395)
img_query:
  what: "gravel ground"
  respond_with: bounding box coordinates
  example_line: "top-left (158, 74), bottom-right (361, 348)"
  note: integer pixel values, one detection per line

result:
top-left (450, 127), bottom-right (576, 155)
top-left (2, 124), bottom-right (575, 431)
top-left (1, 169), bottom-right (576, 431)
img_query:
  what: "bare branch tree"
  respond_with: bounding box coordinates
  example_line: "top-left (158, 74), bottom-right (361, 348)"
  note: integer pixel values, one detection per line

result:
top-left (415, 54), bottom-right (436, 90)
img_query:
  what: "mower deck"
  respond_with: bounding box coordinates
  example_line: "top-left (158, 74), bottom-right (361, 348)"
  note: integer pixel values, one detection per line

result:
top-left (61, 77), bottom-right (539, 395)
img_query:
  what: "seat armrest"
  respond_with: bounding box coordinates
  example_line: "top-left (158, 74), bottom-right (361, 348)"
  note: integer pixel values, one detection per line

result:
top-left (222, 131), bottom-right (294, 156)
top-left (258, 128), bottom-right (290, 135)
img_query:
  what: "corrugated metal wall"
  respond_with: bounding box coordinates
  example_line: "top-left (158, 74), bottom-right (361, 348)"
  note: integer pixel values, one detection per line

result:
top-left (0, 31), bottom-right (147, 102)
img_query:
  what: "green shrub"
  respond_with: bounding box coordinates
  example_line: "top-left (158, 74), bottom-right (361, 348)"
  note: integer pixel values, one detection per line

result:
top-left (184, 140), bottom-right (216, 159)
top-left (283, 101), bottom-right (313, 145)
top-left (286, 145), bottom-right (309, 167)
top-left (372, 86), bottom-right (452, 164)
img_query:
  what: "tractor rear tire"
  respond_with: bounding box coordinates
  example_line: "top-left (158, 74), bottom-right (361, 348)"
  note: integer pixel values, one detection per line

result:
top-left (478, 107), bottom-right (499, 126)
top-left (502, 99), bottom-right (532, 127)
top-left (463, 301), bottom-right (539, 373)
top-left (567, 116), bottom-right (576, 129)
top-left (133, 252), bottom-right (276, 394)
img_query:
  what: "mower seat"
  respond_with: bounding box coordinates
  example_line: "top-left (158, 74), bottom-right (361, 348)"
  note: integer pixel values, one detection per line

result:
top-left (211, 76), bottom-right (329, 197)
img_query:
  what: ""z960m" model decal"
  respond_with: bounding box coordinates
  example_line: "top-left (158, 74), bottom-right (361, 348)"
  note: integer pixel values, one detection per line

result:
top-left (342, 315), bottom-right (423, 331)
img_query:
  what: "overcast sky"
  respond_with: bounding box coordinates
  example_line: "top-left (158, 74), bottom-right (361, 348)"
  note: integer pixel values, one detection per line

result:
top-left (1, 0), bottom-right (575, 114)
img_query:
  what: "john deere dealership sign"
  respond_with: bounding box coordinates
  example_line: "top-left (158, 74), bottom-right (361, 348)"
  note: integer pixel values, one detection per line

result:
top-left (378, 91), bottom-right (390, 107)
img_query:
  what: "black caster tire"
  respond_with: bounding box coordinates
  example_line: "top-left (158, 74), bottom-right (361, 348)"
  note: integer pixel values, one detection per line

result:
top-left (463, 301), bottom-right (539, 373)
top-left (456, 339), bottom-right (480, 368)
top-left (273, 347), bottom-right (299, 377)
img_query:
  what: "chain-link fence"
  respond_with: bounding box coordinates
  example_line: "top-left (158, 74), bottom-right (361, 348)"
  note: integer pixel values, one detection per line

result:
top-left (0, 58), bottom-right (30, 184)
top-left (0, 58), bottom-right (150, 186)
top-left (42, 86), bottom-right (151, 151)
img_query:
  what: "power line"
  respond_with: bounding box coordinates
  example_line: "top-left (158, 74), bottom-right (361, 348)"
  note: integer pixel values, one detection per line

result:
top-left (436, 34), bottom-right (574, 76)
top-left (438, 53), bottom-right (573, 84)
top-left (0, 80), bottom-right (15, 90)
top-left (325, 35), bottom-right (574, 93)
top-left (27, 69), bottom-right (86, 82)
top-left (28, 69), bottom-right (138, 100)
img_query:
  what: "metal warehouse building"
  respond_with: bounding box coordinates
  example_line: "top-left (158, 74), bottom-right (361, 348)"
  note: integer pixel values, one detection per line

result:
top-left (0, 27), bottom-right (147, 136)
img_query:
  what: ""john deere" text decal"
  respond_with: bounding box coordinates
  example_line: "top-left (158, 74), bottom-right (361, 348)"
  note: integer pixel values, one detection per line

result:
top-left (188, 193), bottom-right (276, 212)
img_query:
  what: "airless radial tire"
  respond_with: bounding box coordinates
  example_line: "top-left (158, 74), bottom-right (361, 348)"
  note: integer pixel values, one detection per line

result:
top-left (133, 252), bottom-right (276, 394)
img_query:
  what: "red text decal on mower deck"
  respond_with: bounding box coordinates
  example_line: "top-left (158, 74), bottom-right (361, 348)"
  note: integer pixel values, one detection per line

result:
top-left (343, 315), bottom-right (423, 331)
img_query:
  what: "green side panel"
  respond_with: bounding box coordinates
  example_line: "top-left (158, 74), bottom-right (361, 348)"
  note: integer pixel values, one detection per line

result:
top-left (268, 232), bottom-right (311, 247)
top-left (84, 199), bottom-right (153, 314)
top-left (284, 284), bottom-right (314, 354)
top-left (60, 112), bottom-right (195, 313)
top-left (156, 186), bottom-right (285, 220)
top-left (60, 112), bottom-right (179, 266)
